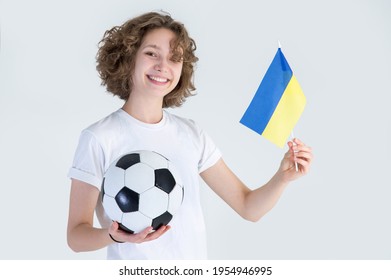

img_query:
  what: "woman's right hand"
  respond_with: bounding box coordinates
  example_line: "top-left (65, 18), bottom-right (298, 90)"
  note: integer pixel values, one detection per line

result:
top-left (108, 221), bottom-right (171, 244)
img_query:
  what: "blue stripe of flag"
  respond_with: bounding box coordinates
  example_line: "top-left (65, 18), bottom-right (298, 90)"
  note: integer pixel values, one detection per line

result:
top-left (240, 48), bottom-right (293, 135)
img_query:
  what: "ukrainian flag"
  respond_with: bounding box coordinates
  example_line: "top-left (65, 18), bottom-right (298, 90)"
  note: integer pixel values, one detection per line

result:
top-left (240, 48), bottom-right (306, 148)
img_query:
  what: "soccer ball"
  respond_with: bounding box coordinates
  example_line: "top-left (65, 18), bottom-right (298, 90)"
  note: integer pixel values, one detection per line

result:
top-left (101, 150), bottom-right (184, 234)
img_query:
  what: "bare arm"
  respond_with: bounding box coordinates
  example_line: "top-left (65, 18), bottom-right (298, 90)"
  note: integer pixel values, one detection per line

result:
top-left (200, 138), bottom-right (312, 222)
top-left (67, 179), bottom-right (113, 252)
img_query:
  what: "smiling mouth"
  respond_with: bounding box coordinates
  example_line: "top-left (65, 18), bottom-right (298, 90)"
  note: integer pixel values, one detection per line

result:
top-left (147, 75), bottom-right (169, 83)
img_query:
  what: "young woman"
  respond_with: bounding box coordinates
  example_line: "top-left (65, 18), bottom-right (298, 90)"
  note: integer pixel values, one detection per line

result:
top-left (67, 11), bottom-right (313, 259)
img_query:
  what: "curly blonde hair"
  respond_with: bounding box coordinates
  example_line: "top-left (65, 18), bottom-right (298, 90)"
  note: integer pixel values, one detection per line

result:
top-left (96, 12), bottom-right (198, 108)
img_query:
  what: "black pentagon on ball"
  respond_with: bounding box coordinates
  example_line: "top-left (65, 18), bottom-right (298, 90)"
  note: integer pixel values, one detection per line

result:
top-left (116, 153), bottom-right (140, 170)
top-left (154, 169), bottom-right (176, 193)
top-left (115, 187), bottom-right (139, 212)
top-left (151, 211), bottom-right (173, 230)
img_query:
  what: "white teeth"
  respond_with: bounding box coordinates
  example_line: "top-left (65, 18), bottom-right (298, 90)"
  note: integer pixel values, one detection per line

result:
top-left (148, 75), bottom-right (168, 83)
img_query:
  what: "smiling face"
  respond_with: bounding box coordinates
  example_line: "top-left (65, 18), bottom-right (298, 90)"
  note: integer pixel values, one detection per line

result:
top-left (131, 28), bottom-right (183, 102)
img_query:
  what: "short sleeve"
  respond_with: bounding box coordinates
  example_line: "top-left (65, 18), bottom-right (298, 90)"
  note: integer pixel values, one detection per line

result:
top-left (67, 130), bottom-right (106, 189)
top-left (195, 124), bottom-right (222, 173)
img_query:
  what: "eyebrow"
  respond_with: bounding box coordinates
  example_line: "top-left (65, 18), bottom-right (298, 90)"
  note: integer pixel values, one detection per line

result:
top-left (142, 44), bottom-right (161, 50)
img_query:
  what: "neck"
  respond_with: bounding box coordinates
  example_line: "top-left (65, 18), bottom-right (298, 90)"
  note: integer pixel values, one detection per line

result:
top-left (122, 95), bottom-right (164, 124)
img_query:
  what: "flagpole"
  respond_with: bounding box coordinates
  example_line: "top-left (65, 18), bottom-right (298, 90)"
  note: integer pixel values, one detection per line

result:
top-left (291, 131), bottom-right (299, 172)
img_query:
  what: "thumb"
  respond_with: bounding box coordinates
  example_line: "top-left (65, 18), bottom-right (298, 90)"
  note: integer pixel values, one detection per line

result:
top-left (111, 221), bottom-right (120, 231)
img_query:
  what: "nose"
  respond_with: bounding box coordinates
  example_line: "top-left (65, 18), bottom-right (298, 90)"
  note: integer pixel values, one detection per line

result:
top-left (154, 58), bottom-right (168, 73)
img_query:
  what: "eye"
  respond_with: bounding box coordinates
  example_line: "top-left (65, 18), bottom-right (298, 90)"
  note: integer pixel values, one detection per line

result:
top-left (145, 51), bottom-right (157, 57)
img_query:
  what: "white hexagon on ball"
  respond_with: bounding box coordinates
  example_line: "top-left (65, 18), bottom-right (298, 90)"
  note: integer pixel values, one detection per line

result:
top-left (139, 187), bottom-right (168, 219)
top-left (124, 163), bottom-right (155, 193)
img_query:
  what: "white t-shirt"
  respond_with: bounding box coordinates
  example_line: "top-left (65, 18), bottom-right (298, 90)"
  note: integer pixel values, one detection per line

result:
top-left (68, 109), bottom-right (221, 259)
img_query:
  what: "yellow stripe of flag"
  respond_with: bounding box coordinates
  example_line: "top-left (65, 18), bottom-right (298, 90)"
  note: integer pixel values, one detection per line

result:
top-left (262, 75), bottom-right (306, 147)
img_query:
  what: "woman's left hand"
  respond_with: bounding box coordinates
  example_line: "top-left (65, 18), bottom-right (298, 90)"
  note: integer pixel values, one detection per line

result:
top-left (279, 138), bottom-right (313, 182)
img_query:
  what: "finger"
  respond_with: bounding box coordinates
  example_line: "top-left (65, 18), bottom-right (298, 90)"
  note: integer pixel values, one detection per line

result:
top-left (293, 138), bottom-right (307, 148)
top-left (289, 140), bottom-right (302, 154)
top-left (295, 156), bottom-right (310, 166)
top-left (122, 228), bottom-right (152, 244)
top-left (292, 144), bottom-right (312, 159)
top-left (296, 145), bottom-right (312, 154)
top-left (136, 226), bottom-right (154, 239)
top-left (111, 221), bottom-right (119, 230)
top-left (285, 142), bottom-right (296, 156)
top-left (295, 158), bottom-right (311, 173)
top-left (148, 225), bottom-right (170, 238)
top-left (145, 225), bottom-right (171, 242)
top-left (290, 149), bottom-right (310, 166)
top-left (293, 138), bottom-right (305, 146)
top-left (294, 150), bottom-right (313, 161)
top-left (294, 141), bottom-right (313, 154)
top-left (108, 221), bottom-right (120, 236)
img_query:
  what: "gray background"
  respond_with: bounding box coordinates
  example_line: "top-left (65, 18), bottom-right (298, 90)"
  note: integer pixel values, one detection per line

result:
top-left (0, 0), bottom-right (390, 259)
